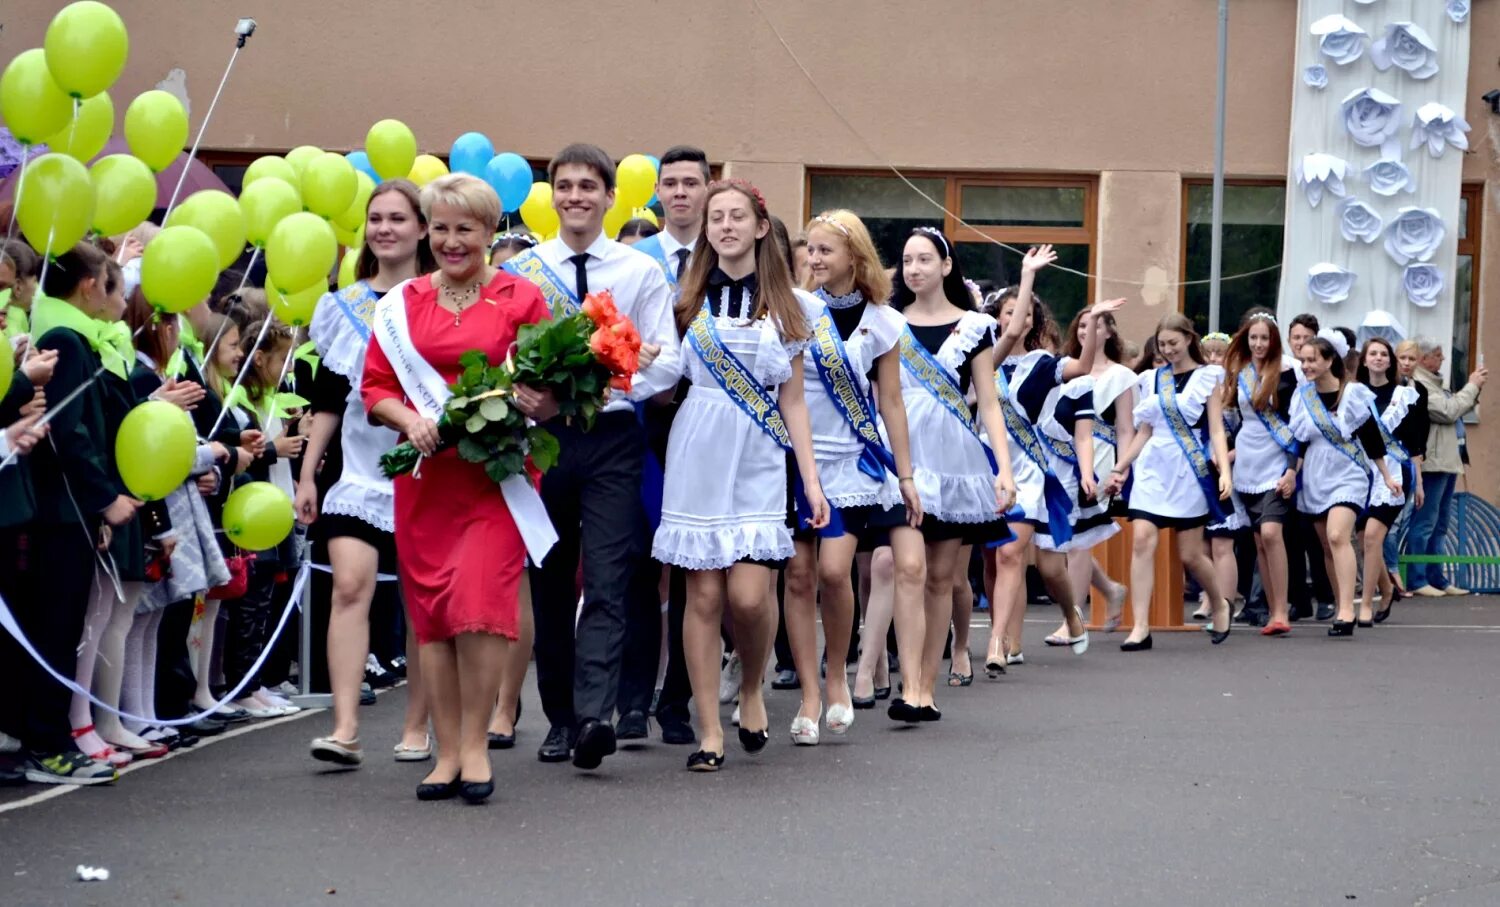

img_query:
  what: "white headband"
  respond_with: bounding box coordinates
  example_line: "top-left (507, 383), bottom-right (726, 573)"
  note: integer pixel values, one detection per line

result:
top-left (1317, 327), bottom-right (1350, 360)
top-left (914, 226), bottom-right (949, 257)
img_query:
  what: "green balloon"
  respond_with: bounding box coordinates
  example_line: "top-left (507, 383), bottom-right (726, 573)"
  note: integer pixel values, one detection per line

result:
top-left (115, 400), bottom-right (196, 501)
top-left (167, 190), bottom-right (247, 270)
top-left (265, 212), bottom-right (336, 295)
top-left (239, 176), bottom-right (302, 249)
top-left (90, 153), bottom-right (156, 237)
top-left (16, 153), bottom-right (95, 256)
top-left (243, 155), bottom-right (297, 189)
top-left (44, 1), bottom-right (130, 99)
top-left (140, 225), bottom-right (219, 314)
top-left (223, 481), bottom-right (294, 551)
top-left (123, 90), bottom-right (188, 172)
top-left (0, 49), bottom-right (73, 144)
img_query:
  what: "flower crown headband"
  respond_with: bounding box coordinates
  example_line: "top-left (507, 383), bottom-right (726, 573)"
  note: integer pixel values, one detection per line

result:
top-left (711, 178), bottom-right (767, 212)
top-left (812, 213), bottom-right (851, 237)
top-left (914, 225), bottom-right (950, 258)
top-left (1247, 311), bottom-right (1277, 325)
top-left (1204, 332), bottom-right (1232, 345)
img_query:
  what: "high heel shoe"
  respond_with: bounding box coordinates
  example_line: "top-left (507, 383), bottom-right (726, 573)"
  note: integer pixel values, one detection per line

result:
top-left (790, 707), bottom-right (821, 746)
top-left (1327, 620), bottom-right (1356, 637)
top-left (825, 702), bottom-right (854, 736)
top-left (1120, 635), bottom-right (1153, 652)
top-left (1209, 600), bottom-right (1231, 645)
top-left (984, 639), bottom-right (1006, 678)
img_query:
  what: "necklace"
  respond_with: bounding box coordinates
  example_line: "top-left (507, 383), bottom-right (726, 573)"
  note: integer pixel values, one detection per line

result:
top-left (436, 274), bottom-right (483, 326)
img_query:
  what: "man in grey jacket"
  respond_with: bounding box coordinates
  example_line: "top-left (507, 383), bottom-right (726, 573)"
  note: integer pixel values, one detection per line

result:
top-left (1406, 337), bottom-right (1487, 596)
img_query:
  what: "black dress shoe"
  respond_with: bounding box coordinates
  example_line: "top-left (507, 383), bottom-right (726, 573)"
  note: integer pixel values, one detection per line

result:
top-left (1356, 619), bottom-right (1375, 629)
top-left (1328, 620), bottom-right (1355, 637)
top-left (615, 710), bottom-right (649, 741)
top-left (1235, 609), bottom-right (1269, 627)
top-left (459, 778), bottom-right (494, 804)
top-left (416, 778), bottom-right (460, 801)
top-left (184, 717), bottom-right (227, 736)
top-left (487, 731), bottom-right (515, 750)
top-left (537, 726), bottom-right (573, 763)
top-left (874, 686), bottom-right (891, 701)
top-left (886, 698), bottom-right (920, 723)
top-left (771, 669), bottom-right (800, 690)
top-left (1288, 603), bottom-right (1312, 622)
top-left (658, 718), bottom-right (695, 745)
top-left (1120, 635), bottom-right (1153, 652)
top-left (572, 720), bottom-right (617, 770)
top-left (1315, 602), bottom-right (1336, 621)
top-left (737, 726), bottom-right (769, 755)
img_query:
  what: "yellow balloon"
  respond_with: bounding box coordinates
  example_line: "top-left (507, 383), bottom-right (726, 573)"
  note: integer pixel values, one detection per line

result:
top-left (519, 182), bottom-right (559, 236)
top-left (166, 190), bottom-right (246, 270)
top-left (141, 225), bottom-right (219, 314)
top-left (616, 154), bottom-right (657, 209)
top-left (239, 176), bottom-right (302, 249)
top-left (43, 90), bottom-right (112, 162)
top-left (366, 119), bottom-right (417, 181)
top-left (242, 155), bottom-right (296, 189)
top-left (16, 153), bottom-right (94, 255)
top-left (115, 400), bottom-right (196, 501)
top-left (407, 154), bottom-right (448, 188)
top-left (265, 212), bottom-right (336, 295)
top-left (0, 329), bottom-right (12, 400)
top-left (89, 153), bottom-right (156, 237)
top-left (222, 482), bottom-right (295, 551)
top-left (603, 198), bottom-right (631, 239)
top-left (334, 171), bottom-right (376, 233)
top-left (1, 49), bottom-right (74, 144)
top-left (44, 1), bottom-right (129, 99)
top-left (300, 152), bottom-right (357, 219)
top-left (337, 248), bottom-right (359, 290)
top-left (631, 207), bottom-right (660, 227)
top-left (332, 219), bottom-right (362, 248)
top-left (285, 145), bottom-right (323, 177)
top-left (123, 90), bottom-right (188, 172)
top-left (268, 281), bottom-right (323, 327)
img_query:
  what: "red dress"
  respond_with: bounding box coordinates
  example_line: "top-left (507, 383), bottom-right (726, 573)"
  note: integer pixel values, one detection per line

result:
top-left (362, 272), bottom-right (551, 643)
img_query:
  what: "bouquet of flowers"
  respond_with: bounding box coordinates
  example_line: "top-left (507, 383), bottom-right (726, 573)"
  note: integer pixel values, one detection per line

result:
top-left (379, 291), bottom-right (642, 486)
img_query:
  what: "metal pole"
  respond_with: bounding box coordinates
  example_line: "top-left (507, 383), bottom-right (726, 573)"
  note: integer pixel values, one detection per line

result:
top-left (1208, 0), bottom-right (1229, 332)
top-left (290, 564), bottom-right (332, 709)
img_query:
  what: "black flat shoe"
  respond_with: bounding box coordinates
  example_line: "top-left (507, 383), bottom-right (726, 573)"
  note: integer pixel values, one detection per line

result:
top-left (686, 750), bottom-right (724, 772)
top-left (916, 705), bottom-right (942, 722)
top-left (1210, 623), bottom-right (1231, 645)
top-left (737, 726), bottom-right (769, 755)
top-left (459, 778), bottom-right (494, 804)
top-left (572, 719), bottom-right (617, 770)
top-left (1328, 620), bottom-right (1355, 637)
top-left (487, 731), bottom-right (515, 750)
top-left (852, 695), bottom-right (876, 710)
top-left (1356, 619), bottom-right (1375, 629)
top-left (874, 686), bottom-right (891, 701)
top-left (416, 778), bottom-right (460, 801)
top-left (886, 698), bottom-right (920, 724)
top-left (1374, 601), bottom-right (1395, 623)
top-left (1120, 635), bottom-right (1153, 652)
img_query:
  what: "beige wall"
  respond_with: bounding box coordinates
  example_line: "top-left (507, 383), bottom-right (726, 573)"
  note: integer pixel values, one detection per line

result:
top-left (7, 0), bottom-right (1498, 486)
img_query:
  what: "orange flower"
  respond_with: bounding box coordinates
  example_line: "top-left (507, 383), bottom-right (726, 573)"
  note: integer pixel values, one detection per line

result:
top-left (580, 290), bottom-right (619, 327)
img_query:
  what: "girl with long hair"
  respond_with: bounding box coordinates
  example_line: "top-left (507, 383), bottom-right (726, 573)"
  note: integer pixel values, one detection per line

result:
top-left (1355, 338), bottom-right (1426, 624)
top-left (1102, 313), bottom-right (1235, 648)
top-left (1290, 336), bottom-right (1398, 636)
top-left (652, 180), bottom-right (828, 771)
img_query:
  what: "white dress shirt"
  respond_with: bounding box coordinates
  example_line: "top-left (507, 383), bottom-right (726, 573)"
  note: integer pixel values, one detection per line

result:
top-left (531, 232), bottom-right (681, 412)
top-left (657, 228), bottom-right (695, 279)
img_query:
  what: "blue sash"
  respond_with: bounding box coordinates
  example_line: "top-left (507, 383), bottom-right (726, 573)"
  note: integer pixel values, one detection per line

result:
top-left (1300, 385), bottom-right (1369, 478)
top-left (631, 234), bottom-right (678, 289)
top-left (1370, 398), bottom-right (1410, 464)
top-left (1093, 422), bottom-right (1117, 448)
top-left (333, 282), bottom-right (378, 343)
top-left (1238, 366), bottom-right (1297, 455)
top-left (1157, 366), bottom-right (1227, 523)
top-left (898, 328), bottom-right (997, 473)
top-left (686, 306), bottom-right (838, 537)
top-left (810, 310), bottom-right (897, 483)
top-left (994, 370), bottom-right (1074, 544)
top-left (503, 249), bottom-right (581, 317)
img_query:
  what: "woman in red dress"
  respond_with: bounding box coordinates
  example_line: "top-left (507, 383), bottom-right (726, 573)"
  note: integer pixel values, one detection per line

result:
top-left (363, 174), bottom-right (550, 803)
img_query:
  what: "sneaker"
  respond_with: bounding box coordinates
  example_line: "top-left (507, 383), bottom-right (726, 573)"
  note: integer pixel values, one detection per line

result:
top-left (388, 655), bottom-right (408, 678)
top-left (1444, 585), bottom-right (1470, 597)
top-left (718, 652), bottom-right (742, 704)
top-left (365, 654), bottom-right (399, 689)
top-left (23, 751), bottom-right (117, 786)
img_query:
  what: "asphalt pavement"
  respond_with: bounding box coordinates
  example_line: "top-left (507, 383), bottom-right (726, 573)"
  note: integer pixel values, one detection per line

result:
top-left (3, 598), bottom-right (1499, 907)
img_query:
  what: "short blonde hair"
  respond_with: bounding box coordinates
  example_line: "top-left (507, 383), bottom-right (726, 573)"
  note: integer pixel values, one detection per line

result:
top-left (1395, 339), bottom-right (1421, 358)
top-left (420, 173), bottom-right (501, 232)
top-left (803, 209), bottom-right (892, 304)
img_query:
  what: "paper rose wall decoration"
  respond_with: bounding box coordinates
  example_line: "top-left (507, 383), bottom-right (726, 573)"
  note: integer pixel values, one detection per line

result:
top-left (1340, 88), bottom-right (1402, 150)
top-left (1310, 15), bottom-right (1366, 66)
top-left (1446, 0), bottom-right (1469, 24)
top-left (1410, 103), bottom-right (1471, 158)
top-left (1371, 23), bottom-right (1439, 79)
top-left (1308, 264), bottom-right (1357, 306)
top-left (1364, 159), bottom-right (1415, 197)
top-left (1338, 199), bottom-right (1384, 244)
top-left (1295, 153), bottom-right (1349, 208)
top-left (1402, 264), bottom-right (1444, 308)
top-left (1383, 207), bottom-right (1445, 266)
top-left (1303, 65), bottom-right (1328, 90)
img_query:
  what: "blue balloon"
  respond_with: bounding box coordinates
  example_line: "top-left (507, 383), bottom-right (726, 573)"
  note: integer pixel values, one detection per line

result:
top-left (484, 152), bottom-right (534, 213)
top-left (449, 132), bottom-right (495, 178)
top-left (644, 154), bottom-right (661, 208)
top-left (346, 150), bottom-right (380, 184)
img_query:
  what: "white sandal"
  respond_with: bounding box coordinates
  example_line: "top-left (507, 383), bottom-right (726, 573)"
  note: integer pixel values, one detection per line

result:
top-left (790, 707), bottom-right (821, 746)
top-left (825, 703), bottom-right (854, 736)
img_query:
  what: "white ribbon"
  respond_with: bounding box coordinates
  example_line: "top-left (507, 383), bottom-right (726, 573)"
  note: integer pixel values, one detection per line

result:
top-left (371, 286), bottom-right (558, 563)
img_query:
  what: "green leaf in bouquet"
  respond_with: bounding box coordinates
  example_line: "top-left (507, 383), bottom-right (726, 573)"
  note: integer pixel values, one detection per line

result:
top-left (459, 350), bottom-right (489, 370)
top-left (457, 437), bottom-right (489, 463)
top-left (483, 458), bottom-right (510, 486)
top-left (498, 449), bottom-right (526, 477)
top-left (450, 396), bottom-right (470, 409)
top-left (527, 427), bottom-right (561, 472)
top-left (465, 413), bottom-right (488, 434)
top-left (479, 396), bottom-right (509, 421)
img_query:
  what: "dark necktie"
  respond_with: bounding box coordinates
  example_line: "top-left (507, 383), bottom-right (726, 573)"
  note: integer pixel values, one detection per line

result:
top-left (569, 253), bottom-right (589, 299)
top-left (674, 248), bottom-right (690, 281)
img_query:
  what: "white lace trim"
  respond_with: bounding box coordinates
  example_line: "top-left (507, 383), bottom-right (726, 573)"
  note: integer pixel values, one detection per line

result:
top-left (652, 520), bottom-right (792, 570)
top-left (1378, 383), bottom-right (1419, 429)
top-left (1337, 382), bottom-right (1377, 434)
top-left (819, 453), bottom-right (902, 510)
top-left (914, 468), bottom-right (999, 524)
top-left (934, 311), bottom-right (998, 372)
top-left (1036, 519), bottom-right (1120, 552)
top-left (310, 282), bottom-right (377, 381)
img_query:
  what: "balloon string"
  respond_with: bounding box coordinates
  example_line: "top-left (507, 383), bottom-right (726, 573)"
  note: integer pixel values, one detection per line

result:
top-left (2, 146), bottom-right (25, 244)
top-left (164, 41), bottom-right (244, 219)
top-left (200, 246), bottom-right (259, 368)
top-left (206, 312), bottom-right (273, 440)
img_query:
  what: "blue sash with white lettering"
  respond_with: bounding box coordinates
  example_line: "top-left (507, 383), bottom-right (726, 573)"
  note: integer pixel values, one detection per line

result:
top-left (995, 370), bottom-right (1074, 544)
top-left (333, 282), bottom-right (378, 343)
top-left (1300, 384), bottom-right (1369, 472)
top-left (811, 310), bottom-right (897, 483)
top-left (503, 248), bottom-right (581, 317)
top-left (631, 234), bottom-right (678, 289)
top-left (1157, 366), bottom-right (1227, 523)
top-left (687, 305), bottom-right (837, 536)
top-left (898, 328), bottom-right (998, 474)
top-left (1238, 366), bottom-right (1297, 455)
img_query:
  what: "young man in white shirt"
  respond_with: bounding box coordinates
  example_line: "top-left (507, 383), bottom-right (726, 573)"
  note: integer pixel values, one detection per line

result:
top-left (509, 144), bottom-right (681, 770)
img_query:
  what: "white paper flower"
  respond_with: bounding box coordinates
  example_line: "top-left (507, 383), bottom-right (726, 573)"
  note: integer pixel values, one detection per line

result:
top-left (1402, 264), bottom-right (1443, 308)
top-left (1371, 23), bottom-right (1439, 79)
top-left (1338, 198), bottom-right (1384, 244)
top-left (1311, 15), bottom-right (1367, 66)
top-left (1295, 153), bottom-right (1349, 208)
top-left (1383, 207), bottom-right (1445, 266)
top-left (1303, 65), bottom-right (1328, 90)
top-left (1364, 159), bottom-right (1415, 197)
top-left (1340, 87), bottom-right (1402, 149)
top-left (1308, 264), bottom-right (1357, 306)
top-left (1410, 102), bottom-right (1471, 158)
top-left (1447, 0), bottom-right (1470, 24)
